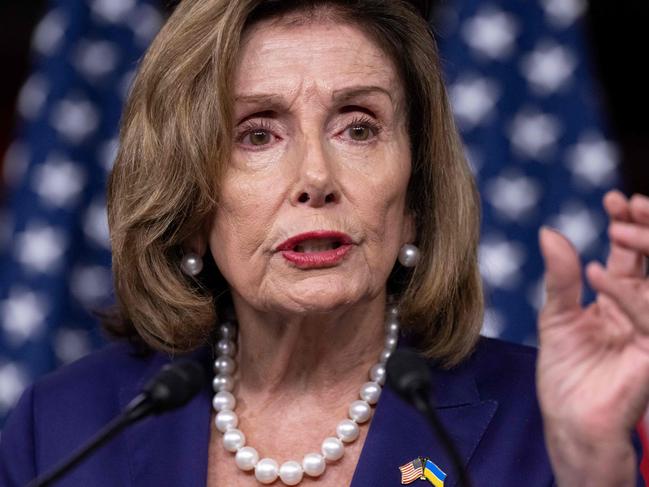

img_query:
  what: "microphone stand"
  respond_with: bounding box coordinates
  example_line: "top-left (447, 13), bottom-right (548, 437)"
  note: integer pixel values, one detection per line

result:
top-left (26, 394), bottom-right (153, 487)
top-left (409, 390), bottom-right (473, 487)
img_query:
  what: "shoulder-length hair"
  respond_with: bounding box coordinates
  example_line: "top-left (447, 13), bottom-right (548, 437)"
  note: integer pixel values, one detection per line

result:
top-left (106, 0), bottom-right (483, 368)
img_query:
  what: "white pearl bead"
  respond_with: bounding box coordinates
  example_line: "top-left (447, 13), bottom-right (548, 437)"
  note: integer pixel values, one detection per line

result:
top-left (398, 243), bottom-right (420, 267)
top-left (215, 410), bottom-right (238, 432)
top-left (216, 339), bottom-right (236, 357)
top-left (219, 322), bottom-right (236, 339)
top-left (349, 400), bottom-right (372, 423)
top-left (321, 437), bottom-right (344, 461)
top-left (212, 374), bottom-right (234, 392)
top-left (385, 319), bottom-right (400, 335)
top-left (212, 390), bottom-right (236, 411)
top-left (235, 446), bottom-right (259, 471)
top-left (379, 349), bottom-right (392, 363)
top-left (336, 419), bottom-right (360, 443)
top-left (386, 305), bottom-right (399, 319)
top-left (223, 428), bottom-right (246, 452)
top-left (279, 460), bottom-right (304, 485)
top-left (255, 458), bottom-right (279, 484)
top-left (369, 363), bottom-right (386, 385)
top-left (359, 381), bottom-right (382, 405)
top-left (385, 335), bottom-right (398, 352)
top-left (180, 252), bottom-right (203, 276)
top-left (213, 355), bottom-right (236, 375)
top-left (302, 453), bottom-right (326, 477)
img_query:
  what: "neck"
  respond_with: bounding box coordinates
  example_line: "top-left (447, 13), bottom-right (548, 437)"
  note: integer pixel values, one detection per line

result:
top-left (230, 292), bottom-right (387, 399)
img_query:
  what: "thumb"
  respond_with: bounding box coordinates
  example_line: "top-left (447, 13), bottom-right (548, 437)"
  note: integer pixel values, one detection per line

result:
top-left (539, 227), bottom-right (582, 316)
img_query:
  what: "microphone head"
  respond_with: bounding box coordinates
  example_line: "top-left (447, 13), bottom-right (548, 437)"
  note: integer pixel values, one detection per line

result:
top-left (386, 348), bottom-right (432, 402)
top-left (142, 360), bottom-right (205, 414)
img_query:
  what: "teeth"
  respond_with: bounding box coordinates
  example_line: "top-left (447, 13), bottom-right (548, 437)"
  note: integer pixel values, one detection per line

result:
top-left (294, 239), bottom-right (339, 253)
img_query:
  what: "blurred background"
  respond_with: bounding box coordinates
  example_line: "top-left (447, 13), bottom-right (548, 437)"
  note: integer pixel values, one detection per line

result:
top-left (0, 0), bottom-right (647, 464)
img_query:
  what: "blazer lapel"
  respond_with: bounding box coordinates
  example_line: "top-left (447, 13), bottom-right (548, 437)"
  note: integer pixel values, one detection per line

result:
top-left (350, 359), bottom-right (498, 487)
top-left (119, 348), bottom-right (213, 487)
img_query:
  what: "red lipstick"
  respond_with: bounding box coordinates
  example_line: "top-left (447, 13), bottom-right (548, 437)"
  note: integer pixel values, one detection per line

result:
top-left (276, 231), bottom-right (354, 269)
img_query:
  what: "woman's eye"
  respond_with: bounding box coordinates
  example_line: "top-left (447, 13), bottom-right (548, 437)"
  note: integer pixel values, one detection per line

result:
top-left (247, 130), bottom-right (271, 146)
top-left (343, 116), bottom-right (382, 142)
top-left (348, 125), bottom-right (372, 141)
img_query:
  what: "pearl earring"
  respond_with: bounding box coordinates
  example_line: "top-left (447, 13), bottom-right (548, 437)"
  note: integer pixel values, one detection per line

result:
top-left (398, 244), bottom-right (420, 268)
top-left (180, 252), bottom-right (204, 276)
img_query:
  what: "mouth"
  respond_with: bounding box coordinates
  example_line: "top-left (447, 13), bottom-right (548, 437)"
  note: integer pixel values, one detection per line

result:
top-left (276, 231), bottom-right (354, 268)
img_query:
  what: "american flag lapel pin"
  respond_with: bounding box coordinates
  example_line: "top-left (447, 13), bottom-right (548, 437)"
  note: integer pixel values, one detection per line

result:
top-left (399, 456), bottom-right (424, 484)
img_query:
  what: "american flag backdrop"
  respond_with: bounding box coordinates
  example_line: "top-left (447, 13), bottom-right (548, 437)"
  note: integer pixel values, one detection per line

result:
top-left (0, 0), bottom-right (643, 478)
top-left (0, 0), bottom-right (162, 427)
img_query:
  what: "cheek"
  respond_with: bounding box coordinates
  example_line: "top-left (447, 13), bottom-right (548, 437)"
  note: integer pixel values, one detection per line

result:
top-left (208, 173), bottom-right (282, 276)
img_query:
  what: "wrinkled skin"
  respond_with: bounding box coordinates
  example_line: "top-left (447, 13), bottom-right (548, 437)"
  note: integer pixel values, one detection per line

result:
top-left (538, 190), bottom-right (649, 485)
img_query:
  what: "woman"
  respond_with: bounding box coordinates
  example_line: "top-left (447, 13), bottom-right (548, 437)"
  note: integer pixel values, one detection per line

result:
top-left (1, 0), bottom-right (648, 485)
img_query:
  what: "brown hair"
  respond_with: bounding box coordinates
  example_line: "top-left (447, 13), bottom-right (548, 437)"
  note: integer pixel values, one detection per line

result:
top-left (106, 0), bottom-right (483, 367)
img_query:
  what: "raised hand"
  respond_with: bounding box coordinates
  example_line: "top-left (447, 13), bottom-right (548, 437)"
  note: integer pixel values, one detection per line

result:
top-left (537, 190), bottom-right (649, 486)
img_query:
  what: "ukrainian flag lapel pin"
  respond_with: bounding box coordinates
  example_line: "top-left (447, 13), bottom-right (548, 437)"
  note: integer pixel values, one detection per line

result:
top-left (398, 457), bottom-right (446, 485)
top-left (422, 458), bottom-right (447, 487)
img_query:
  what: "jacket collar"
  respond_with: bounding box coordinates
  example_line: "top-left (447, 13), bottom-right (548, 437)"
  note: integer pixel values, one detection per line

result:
top-left (119, 346), bottom-right (213, 487)
top-left (349, 353), bottom-right (498, 487)
top-left (119, 344), bottom-right (497, 487)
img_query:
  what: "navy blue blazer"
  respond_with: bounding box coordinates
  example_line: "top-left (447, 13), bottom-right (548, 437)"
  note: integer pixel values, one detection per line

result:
top-left (0, 337), bottom-right (642, 486)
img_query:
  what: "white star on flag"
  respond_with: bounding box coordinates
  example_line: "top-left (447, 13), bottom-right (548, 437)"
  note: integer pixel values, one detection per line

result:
top-left (50, 97), bottom-right (100, 144)
top-left (479, 235), bottom-right (527, 289)
top-left (17, 74), bottom-right (49, 120)
top-left (484, 173), bottom-right (543, 222)
top-left (0, 363), bottom-right (29, 414)
top-left (14, 224), bottom-right (67, 274)
top-left (70, 265), bottom-right (112, 308)
top-left (54, 328), bottom-right (92, 364)
top-left (540, 0), bottom-right (586, 27)
top-left (0, 288), bottom-right (49, 346)
top-left (449, 76), bottom-right (500, 129)
top-left (548, 202), bottom-right (604, 253)
top-left (32, 9), bottom-right (66, 56)
top-left (90, 0), bottom-right (136, 23)
top-left (521, 41), bottom-right (577, 95)
top-left (566, 134), bottom-right (619, 188)
top-left (74, 40), bottom-right (120, 78)
top-left (508, 109), bottom-right (562, 160)
top-left (461, 8), bottom-right (519, 60)
top-left (83, 199), bottom-right (111, 249)
top-left (481, 308), bottom-right (505, 338)
top-left (31, 156), bottom-right (87, 208)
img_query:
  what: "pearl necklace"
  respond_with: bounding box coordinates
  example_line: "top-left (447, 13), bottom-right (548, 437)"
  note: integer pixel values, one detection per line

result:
top-left (211, 303), bottom-right (400, 485)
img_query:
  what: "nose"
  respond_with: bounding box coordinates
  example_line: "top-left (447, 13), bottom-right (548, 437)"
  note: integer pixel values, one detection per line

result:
top-left (290, 137), bottom-right (340, 207)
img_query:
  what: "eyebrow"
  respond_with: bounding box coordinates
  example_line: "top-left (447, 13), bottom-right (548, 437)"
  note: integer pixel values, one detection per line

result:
top-left (234, 85), bottom-right (393, 106)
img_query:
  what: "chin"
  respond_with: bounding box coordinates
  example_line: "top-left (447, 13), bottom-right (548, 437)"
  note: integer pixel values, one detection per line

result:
top-left (276, 279), bottom-right (367, 315)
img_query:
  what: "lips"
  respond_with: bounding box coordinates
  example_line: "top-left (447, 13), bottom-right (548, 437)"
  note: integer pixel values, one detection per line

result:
top-left (276, 231), bottom-right (354, 268)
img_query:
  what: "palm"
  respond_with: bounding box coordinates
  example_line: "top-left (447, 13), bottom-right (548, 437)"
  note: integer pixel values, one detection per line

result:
top-left (536, 191), bottom-right (649, 484)
top-left (538, 297), bottom-right (649, 438)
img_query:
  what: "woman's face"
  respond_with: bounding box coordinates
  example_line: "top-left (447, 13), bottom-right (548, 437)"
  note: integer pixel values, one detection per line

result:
top-left (206, 18), bottom-right (414, 315)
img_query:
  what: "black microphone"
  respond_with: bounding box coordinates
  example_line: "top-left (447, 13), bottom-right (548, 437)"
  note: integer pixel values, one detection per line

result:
top-left (27, 360), bottom-right (205, 487)
top-left (386, 349), bottom-right (472, 487)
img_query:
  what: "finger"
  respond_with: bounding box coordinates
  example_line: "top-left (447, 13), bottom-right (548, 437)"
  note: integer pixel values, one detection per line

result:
top-left (586, 262), bottom-right (649, 335)
top-left (629, 193), bottom-right (649, 226)
top-left (539, 227), bottom-right (582, 316)
top-left (603, 189), bottom-right (631, 221)
top-left (603, 191), bottom-right (645, 278)
top-left (609, 221), bottom-right (649, 261)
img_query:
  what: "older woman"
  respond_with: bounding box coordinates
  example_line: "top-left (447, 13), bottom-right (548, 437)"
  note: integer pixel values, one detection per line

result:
top-left (1, 0), bottom-right (648, 486)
